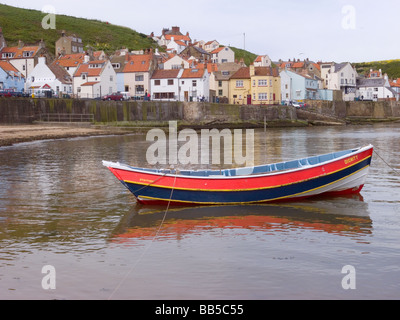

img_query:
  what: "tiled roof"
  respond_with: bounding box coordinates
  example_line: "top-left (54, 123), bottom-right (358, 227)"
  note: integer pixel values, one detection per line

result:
top-left (211, 47), bottom-right (224, 54)
top-left (181, 68), bottom-right (206, 79)
top-left (123, 54), bottom-right (152, 73)
top-left (0, 46), bottom-right (40, 59)
top-left (151, 69), bottom-right (181, 79)
top-left (165, 34), bottom-right (191, 42)
top-left (0, 60), bottom-right (23, 76)
top-left (81, 81), bottom-right (100, 86)
top-left (230, 67), bottom-right (250, 79)
top-left (54, 53), bottom-right (85, 68)
top-left (49, 61), bottom-right (73, 84)
top-left (254, 67), bottom-right (279, 77)
top-left (74, 61), bottom-right (106, 77)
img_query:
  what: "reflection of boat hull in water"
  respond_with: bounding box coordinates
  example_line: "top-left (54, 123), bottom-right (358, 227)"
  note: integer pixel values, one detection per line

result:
top-left (112, 196), bottom-right (372, 242)
top-left (103, 145), bottom-right (374, 206)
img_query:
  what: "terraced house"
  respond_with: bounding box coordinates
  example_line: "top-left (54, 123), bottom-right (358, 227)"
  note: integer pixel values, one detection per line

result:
top-left (229, 65), bottom-right (281, 105)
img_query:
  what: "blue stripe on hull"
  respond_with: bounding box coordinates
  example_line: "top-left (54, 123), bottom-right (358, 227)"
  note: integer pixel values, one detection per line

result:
top-left (122, 158), bottom-right (371, 204)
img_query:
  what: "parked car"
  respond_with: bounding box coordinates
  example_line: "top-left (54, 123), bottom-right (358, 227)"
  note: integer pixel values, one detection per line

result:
top-left (102, 93), bottom-right (124, 101)
top-left (120, 92), bottom-right (131, 101)
top-left (292, 101), bottom-right (307, 108)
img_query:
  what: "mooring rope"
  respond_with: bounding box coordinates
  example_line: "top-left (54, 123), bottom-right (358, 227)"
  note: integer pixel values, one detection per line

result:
top-left (108, 172), bottom-right (177, 300)
top-left (373, 148), bottom-right (400, 175)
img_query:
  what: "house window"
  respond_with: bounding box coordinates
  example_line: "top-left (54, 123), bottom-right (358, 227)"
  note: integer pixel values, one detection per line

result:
top-left (110, 76), bottom-right (113, 82)
top-left (23, 51), bottom-right (33, 57)
top-left (136, 85), bottom-right (144, 94)
top-left (374, 88), bottom-right (378, 92)
top-left (168, 79), bottom-right (174, 85)
top-left (135, 75), bottom-right (144, 81)
top-left (125, 86), bottom-right (129, 92)
top-left (2, 53), bottom-right (14, 58)
top-left (218, 90), bottom-right (223, 96)
top-left (172, 65), bottom-right (181, 69)
top-left (112, 63), bottom-right (120, 69)
top-left (218, 81), bottom-right (223, 87)
top-left (31, 76), bottom-right (35, 82)
top-left (269, 80), bottom-right (272, 86)
top-left (82, 74), bottom-right (86, 80)
top-left (155, 80), bottom-right (161, 86)
top-left (236, 80), bottom-right (243, 88)
top-left (285, 84), bottom-right (288, 89)
top-left (258, 93), bottom-right (268, 100)
top-left (192, 80), bottom-right (197, 87)
top-left (258, 79), bottom-right (268, 86)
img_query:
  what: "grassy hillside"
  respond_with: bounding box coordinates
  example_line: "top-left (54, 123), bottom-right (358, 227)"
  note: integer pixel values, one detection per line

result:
top-left (354, 59), bottom-right (400, 79)
top-left (0, 3), bottom-right (157, 56)
top-left (229, 46), bottom-right (258, 66)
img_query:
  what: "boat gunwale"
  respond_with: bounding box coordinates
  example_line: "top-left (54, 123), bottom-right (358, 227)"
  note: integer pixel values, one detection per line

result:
top-left (102, 144), bottom-right (374, 181)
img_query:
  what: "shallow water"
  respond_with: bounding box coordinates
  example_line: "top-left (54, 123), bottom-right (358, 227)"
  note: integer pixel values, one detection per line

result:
top-left (0, 124), bottom-right (399, 300)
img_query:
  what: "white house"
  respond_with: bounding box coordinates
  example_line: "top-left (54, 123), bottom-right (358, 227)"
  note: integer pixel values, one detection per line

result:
top-left (254, 55), bottom-right (272, 67)
top-left (150, 67), bottom-right (210, 102)
top-left (320, 62), bottom-right (357, 101)
top-left (73, 57), bottom-right (117, 99)
top-left (204, 40), bottom-right (220, 53)
top-left (151, 69), bottom-right (182, 101)
top-left (25, 57), bottom-right (72, 97)
top-left (357, 77), bottom-right (398, 101)
top-left (211, 47), bottom-right (235, 64)
top-left (166, 37), bottom-right (187, 54)
top-left (163, 55), bottom-right (190, 70)
top-left (179, 68), bottom-right (210, 102)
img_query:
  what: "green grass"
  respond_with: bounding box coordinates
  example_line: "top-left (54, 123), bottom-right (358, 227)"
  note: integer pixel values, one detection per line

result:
top-left (354, 59), bottom-right (400, 79)
top-left (0, 3), bottom-right (158, 57)
top-left (228, 46), bottom-right (258, 66)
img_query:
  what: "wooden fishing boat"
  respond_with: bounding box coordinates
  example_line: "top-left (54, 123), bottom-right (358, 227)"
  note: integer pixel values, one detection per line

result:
top-left (103, 145), bottom-right (374, 206)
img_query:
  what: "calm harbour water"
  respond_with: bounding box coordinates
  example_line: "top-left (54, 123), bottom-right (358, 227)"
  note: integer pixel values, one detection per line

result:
top-left (0, 124), bottom-right (399, 300)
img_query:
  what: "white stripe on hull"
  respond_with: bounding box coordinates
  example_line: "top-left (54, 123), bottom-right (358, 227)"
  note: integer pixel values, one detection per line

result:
top-left (292, 166), bottom-right (370, 198)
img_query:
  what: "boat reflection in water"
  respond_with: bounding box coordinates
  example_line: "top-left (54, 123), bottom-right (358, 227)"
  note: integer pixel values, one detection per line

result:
top-left (112, 194), bottom-right (372, 244)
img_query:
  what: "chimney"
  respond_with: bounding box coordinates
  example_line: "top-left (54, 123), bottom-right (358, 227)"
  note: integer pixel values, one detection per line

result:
top-left (18, 40), bottom-right (24, 49)
top-left (61, 30), bottom-right (66, 37)
top-left (39, 39), bottom-right (45, 49)
top-left (84, 54), bottom-right (90, 63)
top-left (38, 56), bottom-right (46, 65)
top-left (250, 64), bottom-right (255, 77)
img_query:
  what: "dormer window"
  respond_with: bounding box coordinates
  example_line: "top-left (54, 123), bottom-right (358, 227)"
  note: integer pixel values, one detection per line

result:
top-left (23, 51), bottom-right (34, 57)
top-left (82, 73), bottom-right (87, 80)
top-left (2, 52), bottom-right (15, 59)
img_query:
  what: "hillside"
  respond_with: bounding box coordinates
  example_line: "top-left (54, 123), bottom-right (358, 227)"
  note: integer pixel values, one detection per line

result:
top-left (354, 59), bottom-right (400, 79)
top-left (0, 3), bottom-right (158, 56)
top-left (229, 47), bottom-right (258, 67)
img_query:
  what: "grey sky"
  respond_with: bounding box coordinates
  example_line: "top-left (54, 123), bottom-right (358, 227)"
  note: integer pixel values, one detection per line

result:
top-left (1, 0), bottom-right (399, 63)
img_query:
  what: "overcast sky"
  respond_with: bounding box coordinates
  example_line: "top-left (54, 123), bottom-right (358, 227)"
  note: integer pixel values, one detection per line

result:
top-left (1, 0), bottom-right (399, 63)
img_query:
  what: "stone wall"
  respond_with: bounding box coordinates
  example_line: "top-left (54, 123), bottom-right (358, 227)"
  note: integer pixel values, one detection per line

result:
top-left (1, 98), bottom-right (399, 125)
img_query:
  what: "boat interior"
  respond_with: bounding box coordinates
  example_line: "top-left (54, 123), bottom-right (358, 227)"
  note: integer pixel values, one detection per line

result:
top-left (126, 147), bottom-right (360, 178)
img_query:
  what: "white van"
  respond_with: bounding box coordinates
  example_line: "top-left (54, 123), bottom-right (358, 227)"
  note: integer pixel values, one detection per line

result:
top-left (120, 92), bottom-right (131, 101)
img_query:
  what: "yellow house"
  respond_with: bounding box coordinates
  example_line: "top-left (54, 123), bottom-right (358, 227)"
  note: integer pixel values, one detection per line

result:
top-left (229, 67), bottom-right (251, 105)
top-left (229, 65), bottom-right (281, 105)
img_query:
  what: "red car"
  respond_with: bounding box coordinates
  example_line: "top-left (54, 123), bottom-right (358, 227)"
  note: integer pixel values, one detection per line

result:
top-left (102, 93), bottom-right (124, 101)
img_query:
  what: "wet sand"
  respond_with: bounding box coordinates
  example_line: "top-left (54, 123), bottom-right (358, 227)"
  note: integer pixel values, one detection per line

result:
top-left (0, 124), bottom-right (132, 147)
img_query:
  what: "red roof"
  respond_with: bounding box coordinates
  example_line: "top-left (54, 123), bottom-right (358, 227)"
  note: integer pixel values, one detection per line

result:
top-left (123, 54), bottom-right (152, 73)
top-left (181, 68), bottom-right (206, 79)
top-left (81, 82), bottom-right (100, 86)
top-left (0, 46), bottom-right (41, 59)
top-left (211, 47), bottom-right (224, 54)
top-left (0, 60), bottom-right (23, 75)
top-left (74, 61), bottom-right (106, 77)
top-left (151, 69), bottom-right (181, 79)
top-left (55, 53), bottom-right (85, 68)
top-left (165, 34), bottom-right (191, 42)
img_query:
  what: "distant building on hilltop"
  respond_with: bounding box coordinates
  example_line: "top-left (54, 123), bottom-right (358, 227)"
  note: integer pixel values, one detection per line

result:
top-left (55, 30), bottom-right (84, 57)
